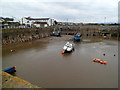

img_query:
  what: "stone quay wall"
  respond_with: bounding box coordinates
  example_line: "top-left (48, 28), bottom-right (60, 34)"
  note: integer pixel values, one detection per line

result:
top-left (1, 70), bottom-right (45, 89)
top-left (1, 27), bottom-right (53, 45)
top-left (1, 25), bottom-right (118, 45)
top-left (57, 25), bottom-right (118, 37)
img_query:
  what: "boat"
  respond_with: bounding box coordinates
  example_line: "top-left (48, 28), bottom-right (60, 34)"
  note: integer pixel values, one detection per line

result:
top-left (74, 36), bottom-right (81, 41)
top-left (73, 33), bottom-right (81, 41)
top-left (93, 58), bottom-right (107, 64)
top-left (3, 66), bottom-right (16, 74)
top-left (51, 31), bottom-right (61, 36)
top-left (62, 42), bottom-right (74, 53)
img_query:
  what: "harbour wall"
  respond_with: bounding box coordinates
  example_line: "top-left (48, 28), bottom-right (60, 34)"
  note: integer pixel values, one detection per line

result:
top-left (57, 25), bottom-right (118, 37)
top-left (1, 28), bottom-right (52, 45)
top-left (1, 25), bottom-right (119, 45)
top-left (1, 70), bottom-right (45, 89)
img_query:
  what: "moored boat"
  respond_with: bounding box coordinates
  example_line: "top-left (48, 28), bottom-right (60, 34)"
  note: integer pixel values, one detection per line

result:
top-left (73, 33), bottom-right (81, 41)
top-left (62, 42), bottom-right (74, 53)
top-left (3, 66), bottom-right (16, 74)
top-left (51, 31), bottom-right (61, 36)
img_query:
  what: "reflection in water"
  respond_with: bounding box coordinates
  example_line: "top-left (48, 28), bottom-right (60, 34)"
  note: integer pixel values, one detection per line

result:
top-left (62, 52), bottom-right (72, 57)
top-left (2, 36), bottom-right (118, 88)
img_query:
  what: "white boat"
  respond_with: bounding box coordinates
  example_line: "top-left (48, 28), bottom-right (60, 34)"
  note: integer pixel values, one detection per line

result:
top-left (63, 42), bottom-right (74, 52)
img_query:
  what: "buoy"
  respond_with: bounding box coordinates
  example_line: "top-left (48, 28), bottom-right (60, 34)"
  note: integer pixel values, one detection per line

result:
top-left (61, 51), bottom-right (65, 54)
top-left (100, 61), bottom-right (104, 64)
top-left (92, 58), bottom-right (107, 65)
top-left (103, 61), bottom-right (107, 64)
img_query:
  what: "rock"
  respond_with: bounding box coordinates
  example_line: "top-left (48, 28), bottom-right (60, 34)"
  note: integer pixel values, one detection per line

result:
top-left (10, 50), bottom-right (15, 52)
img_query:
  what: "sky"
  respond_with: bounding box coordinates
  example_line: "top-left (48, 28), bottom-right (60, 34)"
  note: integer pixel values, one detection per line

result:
top-left (1, 0), bottom-right (120, 23)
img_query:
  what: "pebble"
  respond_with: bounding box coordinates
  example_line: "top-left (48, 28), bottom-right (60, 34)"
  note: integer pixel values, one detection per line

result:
top-left (10, 50), bottom-right (15, 52)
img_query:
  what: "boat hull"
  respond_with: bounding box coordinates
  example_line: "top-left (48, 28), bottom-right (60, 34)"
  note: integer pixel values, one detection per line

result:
top-left (63, 42), bottom-right (74, 53)
top-left (52, 33), bottom-right (61, 36)
top-left (64, 48), bottom-right (74, 53)
top-left (3, 66), bottom-right (16, 74)
top-left (74, 36), bottom-right (81, 41)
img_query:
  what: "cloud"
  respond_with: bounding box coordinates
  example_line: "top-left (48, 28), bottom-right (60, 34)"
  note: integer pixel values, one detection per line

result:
top-left (1, 0), bottom-right (119, 23)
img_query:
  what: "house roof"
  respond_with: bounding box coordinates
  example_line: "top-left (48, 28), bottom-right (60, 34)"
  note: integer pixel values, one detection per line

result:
top-left (0, 17), bottom-right (14, 21)
top-left (25, 17), bottom-right (50, 20)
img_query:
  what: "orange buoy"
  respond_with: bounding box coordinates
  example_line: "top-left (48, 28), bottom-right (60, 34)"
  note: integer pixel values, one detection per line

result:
top-left (103, 61), bottom-right (107, 64)
top-left (93, 58), bottom-right (107, 65)
top-left (61, 51), bottom-right (65, 54)
top-left (100, 61), bottom-right (104, 64)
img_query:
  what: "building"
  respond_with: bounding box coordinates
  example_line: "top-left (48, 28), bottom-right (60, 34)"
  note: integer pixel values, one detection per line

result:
top-left (0, 17), bottom-right (14, 25)
top-left (21, 17), bottom-right (56, 27)
top-left (0, 17), bottom-right (20, 28)
top-left (0, 17), bottom-right (14, 22)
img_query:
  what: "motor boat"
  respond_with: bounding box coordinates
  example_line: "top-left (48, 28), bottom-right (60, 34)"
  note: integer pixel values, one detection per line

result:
top-left (74, 36), bottom-right (81, 41)
top-left (62, 42), bottom-right (74, 53)
top-left (51, 31), bottom-right (61, 36)
top-left (73, 33), bottom-right (82, 41)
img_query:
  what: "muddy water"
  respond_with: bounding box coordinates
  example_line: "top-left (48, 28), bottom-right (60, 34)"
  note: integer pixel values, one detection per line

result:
top-left (2, 35), bottom-right (118, 88)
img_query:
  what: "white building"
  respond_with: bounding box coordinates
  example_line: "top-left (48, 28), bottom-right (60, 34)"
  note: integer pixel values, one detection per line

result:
top-left (0, 17), bottom-right (14, 24)
top-left (21, 17), bottom-right (56, 27)
top-left (0, 17), bottom-right (20, 28)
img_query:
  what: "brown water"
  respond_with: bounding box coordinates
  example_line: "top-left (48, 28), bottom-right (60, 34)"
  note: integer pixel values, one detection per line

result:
top-left (2, 35), bottom-right (118, 88)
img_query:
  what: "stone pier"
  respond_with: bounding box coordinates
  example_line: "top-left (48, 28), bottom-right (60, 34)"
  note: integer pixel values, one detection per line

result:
top-left (1, 70), bottom-right (45, 89)
top-left (2, 28), bottom-right (52, 45)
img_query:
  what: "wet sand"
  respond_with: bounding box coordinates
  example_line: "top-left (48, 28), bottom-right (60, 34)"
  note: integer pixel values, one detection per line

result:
top-left (2, 35), bottom-right (118, 88)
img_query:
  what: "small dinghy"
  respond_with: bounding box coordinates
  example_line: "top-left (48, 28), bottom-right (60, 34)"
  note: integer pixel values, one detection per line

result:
top-left (3, 66), bottom-right (16, 74)
top-left (73, 33), bottom-right (81, 41)
top-left (62, 42), bottom-right (74, 53)
top-left (74, 36), bottom-right (81, 41)
top-left (51, 31), bottom-right (61, 36)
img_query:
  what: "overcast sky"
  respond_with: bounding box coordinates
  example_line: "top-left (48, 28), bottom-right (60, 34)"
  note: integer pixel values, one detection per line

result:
top-left (1, 0), bottom-right (119, 23)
